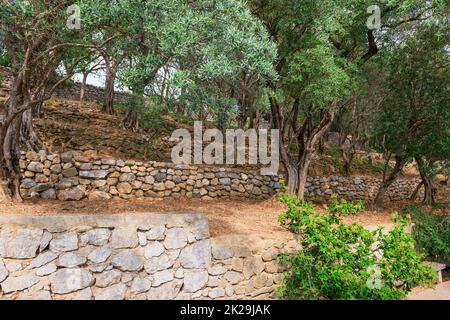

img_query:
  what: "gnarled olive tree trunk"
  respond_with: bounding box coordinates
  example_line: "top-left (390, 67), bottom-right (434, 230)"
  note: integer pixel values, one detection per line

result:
top-left (374, 157), bottom-right (405, 208)
top-left (415, 157), bottom-right (437, 205)
top-left (0, 87), bottom-right (27, 202)
top-left (21, 108), bottom-right (46, 152)
top-left (102, 57), bottom-right (119, 115)
top-left (271, 95), bottom-right (336, 198)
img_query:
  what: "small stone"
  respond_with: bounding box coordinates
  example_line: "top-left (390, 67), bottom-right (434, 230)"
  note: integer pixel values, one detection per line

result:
top-left (26, 150), bottom-right (39, 161)
top-left (146, 226), bottom-right (166, 241)
top-left (165, 181), bottom-right (175, 189)
top-left (208, 265), bottom-right (227, 276)
top-left (120, 166), bottom-right (132, 173)
top-left (50, 164), bottom-right (62, 174)
top-left (57, 252), bottom-right (87, 268)
top-left (175, 267), bottom-right (184, 279)
top-left (243, 257), bottom-right (265, 279)
top-left (5, 262), bottom-right (22, 273)
top-left (225, 286), bottom-right (234, 297)
top-left (88, 247), bottom-right (112, 264)
top-left (31, 183), bottom-right (53, 193)
top-left (62, 167), bottom-right (78, 178)
top-left (211, 243), bottom-right (233, 260)
top-left (144, 241), bottom-right (165, 258)
top-left (79, 170), bottom-right (109, 179)
top-left (121, 273), bottom-right (134, 283)
top-left (111, 228), bottom-right (138, 249)
top-left (20, 178), bottom-right (36, 189)
top-left (95, 269), bottom-right (122, 288)
top-left (36, 262), bottom-right (57, 276)
top-left (119, 173), bottom-right (136, 182)
top-left (57, 187), bottom-right (85, 201)
top-left (27, 162), bottom-right (44, 173)
top-left (183, 270), bottom-right (209, 293)
top-left (117, 182), bottom-right (132, 194)
top-left (1, 274), bottom-right (40, 293)
top-left (208, 287), bottom-right (225, 299)
top-left (60, 151), bottom-right (73, 163)
top-left (50, 268), bottom-right (94, 294)
top-left (49, 232), bottom-right (79, 253)
top-left (179, 240), bottom-right (211, 269)
top-left (79, 163), bottom-right (93, 170)
top-left (163, 228), bottom-right (188, 249)
top-left (41, 188), bottom-right (57, 199)
top-left (131, 277), bottom-right (152, 294)
top-left (144, 254), bottom-right (173, 274)
top-left (101, 158), bottom-right (116, 166)
top-left (0, 227), bottom-right (43, 259)
top-left (153, 183), bottom-right (165, 191)
top-left (95, 283), bottom-right (127, 300)
top-left (262, 248), bottom-right (279, 262)
top-left (144, 176), bottom-right (155, 184)
top-left (88, 190), bottom-right (111, 200)
top-left (55, 177), bottom-right (79, 189)
top-left (146, 280), bottom-right (182, 300)
top-left (111, 250), bottom-right (144, 272)
top-left (137, 232), bottom-right (147, 246)
top-left (28, 251), bottom-right (58, 269)
top-left (224, 271), bottom-right (243, 285)
top-left (81, 228), bottom-right (111, 246)
top-left (152, 270), bottom-right (174, 287)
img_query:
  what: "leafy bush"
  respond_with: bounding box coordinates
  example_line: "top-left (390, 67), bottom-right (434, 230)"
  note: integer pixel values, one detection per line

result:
top-left (405, 205), bottom-right (450, 263)
top-left (326, 196), bottom-right (365, 219)
top-left (277, 194), bottom-right (436, 300)
top-left (0, 52), bottom-right (10, 67)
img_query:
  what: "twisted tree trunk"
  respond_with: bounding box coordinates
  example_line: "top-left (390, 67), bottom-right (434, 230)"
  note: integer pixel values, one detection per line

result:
top-left (415, 157), bottom-right (436, 205)
top-left (374, 157), bottom-right (405, 208)
top-left (0, 92), bottom-right (26, 202)
top-left (21, 108), bottom-right (46, 152)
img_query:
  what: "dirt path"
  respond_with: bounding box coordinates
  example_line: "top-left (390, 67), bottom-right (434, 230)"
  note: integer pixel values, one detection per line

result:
top-left (408, 282), bottom-right (450, 300)
top-left (0, 198), bottom-right (397, 237)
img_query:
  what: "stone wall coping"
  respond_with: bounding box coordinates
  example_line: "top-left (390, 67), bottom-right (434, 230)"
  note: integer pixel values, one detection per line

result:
top-left (0, 212), bottom-right (209, 236)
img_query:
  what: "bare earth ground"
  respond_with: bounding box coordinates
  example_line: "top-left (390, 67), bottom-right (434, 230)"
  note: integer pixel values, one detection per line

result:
top-left (0, 198), bottom-right (399, 237)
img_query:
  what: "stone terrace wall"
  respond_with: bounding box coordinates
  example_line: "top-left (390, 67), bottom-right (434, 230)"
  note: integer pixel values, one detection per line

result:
top-left (303, 175), bottom-right (422, 203)
top-left (52, 82), bottom-right (131, 106)
top-left (19, 150), bottom-right (422, 203)
top-left (0, 213), bottom-right (297, 300)
top-left (19, 150), bottom-right (281, 201)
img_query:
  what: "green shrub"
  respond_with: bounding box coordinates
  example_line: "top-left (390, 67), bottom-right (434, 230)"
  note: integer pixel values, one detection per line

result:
top-left (277, 194), bottom-right (436, 300)
top-left (0, 52), bottom-right (10, 67)
top-left (326, 196), bottom-right (365, 219)
top-left (405, 205), bottom-right (450, 263)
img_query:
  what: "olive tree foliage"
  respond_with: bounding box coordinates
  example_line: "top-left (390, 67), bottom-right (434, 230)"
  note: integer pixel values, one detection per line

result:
top-left (0, 0), bottom-right (114, 201)
top-left (249, 0), bottom-right (444, 198)
top-left (0, 0), bottom-right (277, 199)
top-left (372, 21), bottom-right (450, 207)
top-left (78, 0), bottom-right (277, 131)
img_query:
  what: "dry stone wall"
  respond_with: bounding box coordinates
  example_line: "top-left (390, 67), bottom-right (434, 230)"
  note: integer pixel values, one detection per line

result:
top-left (19, 150), bottom-right (422, 203)
top-left (0, 213), bottom-right (297, 300)
top-left (19, 150), bottom-right (281, 201)
top-left (52, 82), bottom-right (131, 106)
